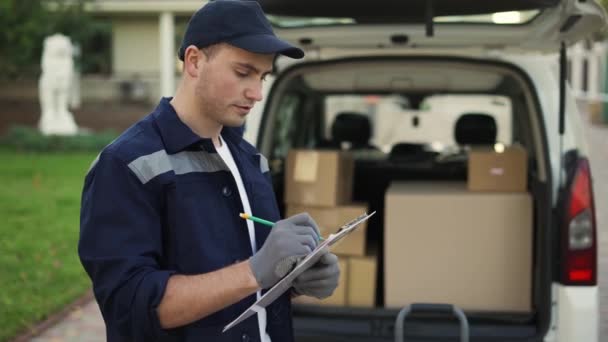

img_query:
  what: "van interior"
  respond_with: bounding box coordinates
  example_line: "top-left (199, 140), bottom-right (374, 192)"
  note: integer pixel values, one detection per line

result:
top-left (256, 57), bottom-right (553, 342)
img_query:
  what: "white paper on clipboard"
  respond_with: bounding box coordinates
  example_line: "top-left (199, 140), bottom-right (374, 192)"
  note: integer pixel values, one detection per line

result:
top-left (222, 211), bottom-right (375, 333)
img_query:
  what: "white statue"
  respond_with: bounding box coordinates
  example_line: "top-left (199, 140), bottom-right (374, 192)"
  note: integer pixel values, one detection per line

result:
top-left (38, 33), bottom-right (79, 135)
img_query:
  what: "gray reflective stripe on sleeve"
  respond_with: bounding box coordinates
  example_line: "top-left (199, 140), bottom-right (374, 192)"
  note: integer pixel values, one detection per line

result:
top-left (257, 153), bottom-right (269, 173)
top-left (128, 150), bottom-right (171, 184)
top-left (128, 150), bottom-right (229, 184)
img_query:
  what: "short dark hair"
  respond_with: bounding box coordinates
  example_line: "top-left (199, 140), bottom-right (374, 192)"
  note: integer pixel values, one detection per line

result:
top-left (200, 44), bottom-right (220, 60)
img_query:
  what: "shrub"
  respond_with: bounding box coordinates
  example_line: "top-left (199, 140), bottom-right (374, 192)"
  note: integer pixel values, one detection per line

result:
top-left (0, 125), bottom-right (117, 152)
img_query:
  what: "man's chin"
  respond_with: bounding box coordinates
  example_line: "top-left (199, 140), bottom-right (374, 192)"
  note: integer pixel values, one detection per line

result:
top-left (222, 117), bottom-right (247, 128)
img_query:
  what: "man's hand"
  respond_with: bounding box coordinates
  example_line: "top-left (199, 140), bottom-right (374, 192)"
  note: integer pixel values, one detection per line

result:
top-left (292, 248), bottom-right (340, 299)
top-left (249, 213), bottom-right (321, 289)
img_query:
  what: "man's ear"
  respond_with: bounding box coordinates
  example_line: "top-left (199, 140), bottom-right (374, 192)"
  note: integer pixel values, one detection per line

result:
top-left (183, 45), bottom-right (202, 78)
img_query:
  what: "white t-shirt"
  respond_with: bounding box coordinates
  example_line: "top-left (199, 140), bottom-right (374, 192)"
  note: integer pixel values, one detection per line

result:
top-left (215, 135), bottom-right (271, 342)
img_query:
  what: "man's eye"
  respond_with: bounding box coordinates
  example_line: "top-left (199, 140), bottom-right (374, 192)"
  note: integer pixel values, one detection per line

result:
top-left (235, 70), bottom-right (248, 78)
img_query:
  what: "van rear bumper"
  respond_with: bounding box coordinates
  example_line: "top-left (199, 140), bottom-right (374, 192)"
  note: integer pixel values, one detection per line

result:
top-left (292, 304), bottom-right (541, 341)
top-left (545, 284), bottom-right (599, 342)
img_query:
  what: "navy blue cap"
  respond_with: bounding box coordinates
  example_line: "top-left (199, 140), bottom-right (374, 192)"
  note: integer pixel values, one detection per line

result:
top-left (178, 0), bottom-right (304, 60)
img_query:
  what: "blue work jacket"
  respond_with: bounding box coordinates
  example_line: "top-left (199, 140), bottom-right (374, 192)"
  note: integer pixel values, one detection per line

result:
top-left (78, 98), bottom-right (293, 342)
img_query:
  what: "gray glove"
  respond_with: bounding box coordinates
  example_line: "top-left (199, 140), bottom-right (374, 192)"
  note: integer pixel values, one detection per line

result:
top-left (250, 213), bottom-right (321, 289)
top-left (292, 248), bottom-right (340, 299)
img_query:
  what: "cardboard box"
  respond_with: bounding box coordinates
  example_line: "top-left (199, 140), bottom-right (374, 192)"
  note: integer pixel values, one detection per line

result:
top-left (384, 182), bottom-right (532, 312)
top-left (285, 150), bottom-right (354, 206)
top-left (292, 259), bottom-right (348, 306)
top-left (468, 145), bottom-right (528, 192)
top-left (348, 255), bottom-right (377, 307)
top-left (286, 204), bottom-right (368, 256)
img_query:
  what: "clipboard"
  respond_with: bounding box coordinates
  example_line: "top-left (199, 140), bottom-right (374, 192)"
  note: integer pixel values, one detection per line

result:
top-left (223, 211), bottom-right (376, 333)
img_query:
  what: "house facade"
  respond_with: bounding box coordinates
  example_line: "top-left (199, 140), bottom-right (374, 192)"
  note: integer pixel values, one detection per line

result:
top-left (85, 0), bottom-right (205, 102)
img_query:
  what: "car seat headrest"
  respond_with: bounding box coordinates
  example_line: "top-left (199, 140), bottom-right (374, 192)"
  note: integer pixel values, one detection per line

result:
top-left (331, 112), bottom-right (372, 147)
top-left (454, 113), bottom-right (497, 145)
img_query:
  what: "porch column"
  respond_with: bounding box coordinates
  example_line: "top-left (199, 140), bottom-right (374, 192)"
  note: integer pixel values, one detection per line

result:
top-left (570, 42), bottom-right (584, 98)
top-left (159, 11), bottom-right (175, 97)
top-left (588, 43), bottom-right (602, 101)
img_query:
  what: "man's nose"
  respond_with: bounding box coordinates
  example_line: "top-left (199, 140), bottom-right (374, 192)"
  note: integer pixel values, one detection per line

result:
top-left (245, 82), bottom-right (263, 102)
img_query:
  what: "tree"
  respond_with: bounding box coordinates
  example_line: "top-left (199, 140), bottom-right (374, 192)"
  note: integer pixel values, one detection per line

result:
top-left (0, 0), bottom-right (111, 80)
top-left (0, 1), bottom-right (49, 79)
top-left (595, 0), bottom-right (608, 40)
top-left (49, 1), bottom-right (112, 75)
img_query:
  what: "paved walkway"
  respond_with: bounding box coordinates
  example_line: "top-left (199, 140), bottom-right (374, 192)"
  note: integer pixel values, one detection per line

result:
top-left (29, 300), bottom-right (105, 342)
top-left (584, 116), bottom-right (608, 341)
top-left (27, 113), bottom-right (608, 342)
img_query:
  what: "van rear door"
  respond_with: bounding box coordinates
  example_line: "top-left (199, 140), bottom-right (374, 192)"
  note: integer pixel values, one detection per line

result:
top-left (259, 0), bottom-right (606, 53)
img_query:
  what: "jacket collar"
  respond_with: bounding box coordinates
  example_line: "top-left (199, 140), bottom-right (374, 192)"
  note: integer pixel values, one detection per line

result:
top-left (153, 97), bottom-right (244, 154)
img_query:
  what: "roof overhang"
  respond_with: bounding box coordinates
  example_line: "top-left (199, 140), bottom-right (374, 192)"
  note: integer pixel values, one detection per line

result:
top-left (46, 0), bottom-right (206, 15)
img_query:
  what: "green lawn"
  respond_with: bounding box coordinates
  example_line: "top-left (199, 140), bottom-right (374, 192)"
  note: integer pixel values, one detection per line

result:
top-left (0, 150), bottom-right (97, 341)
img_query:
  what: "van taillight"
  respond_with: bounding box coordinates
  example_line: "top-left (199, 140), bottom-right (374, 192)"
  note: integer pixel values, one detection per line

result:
top-left (561, 158), bottom-right (597, 286)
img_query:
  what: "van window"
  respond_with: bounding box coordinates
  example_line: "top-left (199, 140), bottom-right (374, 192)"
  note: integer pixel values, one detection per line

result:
top-left (271, 93), bottom-right (303, 159)
top-left (324, 94), bottom-right (513, 154)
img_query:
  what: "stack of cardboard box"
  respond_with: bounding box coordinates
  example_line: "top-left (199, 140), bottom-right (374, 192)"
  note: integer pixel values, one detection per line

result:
top-left (384, 145), bottom-right (533, 312)
top-left (284, 149), bottom-right (377, 307)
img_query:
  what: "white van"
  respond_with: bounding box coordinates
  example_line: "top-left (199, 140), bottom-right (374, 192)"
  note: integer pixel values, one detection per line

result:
top-left (243, 1), bottom-right (605, 341)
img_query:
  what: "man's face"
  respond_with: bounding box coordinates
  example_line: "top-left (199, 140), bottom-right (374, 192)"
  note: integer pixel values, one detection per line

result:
top-left (194, 44), bottom-right (274, 127)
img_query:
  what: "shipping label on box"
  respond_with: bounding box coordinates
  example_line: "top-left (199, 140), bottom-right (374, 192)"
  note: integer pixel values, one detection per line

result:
top-left (294, 151), bottom-right (319, 182)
